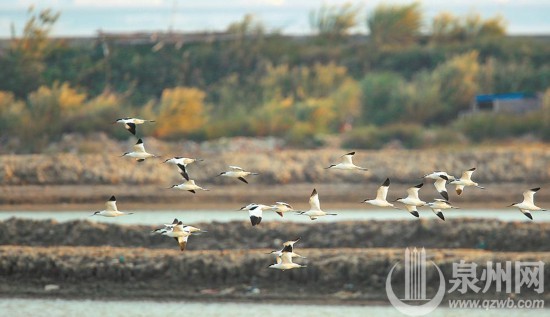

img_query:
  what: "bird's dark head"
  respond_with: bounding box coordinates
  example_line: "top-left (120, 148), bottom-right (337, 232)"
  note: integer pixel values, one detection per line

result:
top-left (167, 185), bottom-right (177, 189)
top-left (325, 164), bottom-right (336, 169)
top-left (91, 211), bottom-right (100, 216)
top-left (121, 152), bottom-right (129, 157)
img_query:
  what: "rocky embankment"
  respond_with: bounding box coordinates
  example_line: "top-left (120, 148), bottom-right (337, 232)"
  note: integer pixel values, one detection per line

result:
top-left (0, 246), bottom-right (548, 301)
top-left (2, 219), bottom-right (549, 301)
top-left (1, 218), bottom-right (549, 252)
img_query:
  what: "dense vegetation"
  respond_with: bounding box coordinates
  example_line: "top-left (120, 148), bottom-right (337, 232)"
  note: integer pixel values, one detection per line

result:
top-left (1, 4), bottom-right (549, 153)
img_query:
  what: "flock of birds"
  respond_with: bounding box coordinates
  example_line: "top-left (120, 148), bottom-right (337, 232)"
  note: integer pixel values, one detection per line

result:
top-left (90, 117), bottom-right (548, 270)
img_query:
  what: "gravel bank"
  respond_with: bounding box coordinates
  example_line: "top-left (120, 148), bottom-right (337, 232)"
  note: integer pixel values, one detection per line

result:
top-left (0, 246), bottom-right (547, 302)
top-left (1, 218), bottom-right (549, 252)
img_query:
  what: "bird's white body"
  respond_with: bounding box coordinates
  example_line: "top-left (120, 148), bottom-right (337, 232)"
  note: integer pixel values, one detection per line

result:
top-left (241, 203), bottom-right (271, 226)
top-left (433, 175), bottom-right (450, 201)
top-left (396, 184), bottom-right (426, 207)
top-left (114, 118), bottom-right (155, 135)
top-left (116, 118), bottom-right (152, 125)
top-left (510, 188), bottom-right (546, 220)
top-left (219, 166), bottom-right (259, 183)
top-left (122, 139), bottom-right (156, 161)
top-left (163, 157), bottom-right (202, 166)
top-left (270, 202), bottom-right (294, 217)
top-left (92, 196), bottom-right (133, 217)
top-left (326, 152), bottom-right (368, 171)
top-left (269, 238), bottom-right (306, 259)
top-left (298, 189), bottom-right (336, 220)
top-left (268, 252), bottom-right (306, 271)
top-left (363, 178), bottom-right (396, 208)
top-left (450, 168), bottom-right (484, 195)
top-left (426, 199), bottom-right (458, 220)
top-left (159, 221), bottom-right (205, 251)
top-left (170, 180), bottom-right (209, 192)
top-left (423, 171), bottom-right (456, 181)
top-left (222, 171), bottom-right (251, 178)
top-left (427, 199), bottom-right (455, 211)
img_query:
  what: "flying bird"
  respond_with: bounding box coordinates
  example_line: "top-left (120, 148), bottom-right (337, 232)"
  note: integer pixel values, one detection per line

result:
top-left (218, 166), bottom-right (259, 184)
top-left (163, 157), bottom-right (203, 181)
top-left (433, 175), bottom-right (450, 201)
top-left (423, 171), bottom-right (456, 182)
top-left (297, 189), bottom-right (337, 220)
top-left (168, 179), bottom-right (209, 194)
top-left (426, 199), bottom-right (459, 221)
top-left (269, 202), bottom-right (295, 217)
top-left (268, 252), bottom-right (307, 271)
top-left (91, 196), bottom-right (133, 217)
top-left (121, 138), bottom-right (158, 162)
top-left (325, 151), bottom-right (368, 171)
top-left (396, 183), bottom-right (426, 207)
top-left (240, 203), bottom-right (272, 226)
top-left (158, 220), bottom-right (205, 251)
top-left (268, 238), bottom-right (306, 259)
top-left (362, 178), bottom-right (397, 208)
top-left (508, 187), bottom-right (547, 220)
top-left (450, 168), bottom-right (484, 195)
top-left (113, 117), bottom-right (155, 136)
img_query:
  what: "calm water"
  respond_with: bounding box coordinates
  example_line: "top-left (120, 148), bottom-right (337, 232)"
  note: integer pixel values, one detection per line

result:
top-left (0, 209), bottom-right (546, 225)
top-left (0, 299), bottom-right (545, 317)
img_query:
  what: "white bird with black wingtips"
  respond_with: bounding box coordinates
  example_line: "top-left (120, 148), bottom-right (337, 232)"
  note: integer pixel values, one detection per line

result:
top-left (168, 179), bottom-right (209, 194)
top-left (163, 157), bottom-right (203, 181)
top-left (433, 175), bottom-right (450, 201)
top-left (450, 167), bottom-right (485, 195)
top-left (297, 189), bottom-right (337, 220)
top-left (508, 187), bottom-right (547, 220)
top-left (121, 138), bottom-right (158, 162)
top-left (152, 218), bottom-right (206, 235)
top-left (113, 117), bottom-right (155, 136)
top-left (269, 202), bottom-right (294, 217)
top-left (240, 203), bottom-right (272, 226)
top-left (168, 169), bottom-right (209, 194)
top-left (218, 166), bottom-right (259, 184)
top-left (268, 238), bottom-right (306, 259)
top-left (396, 183), bottom-right (426, 206)
top-left (91, 196), bottom-right (133, 217)
top-left (423, 171), bottom-right (456, 182)
top-left (325, 151), bottom-right (368, 171)
top-left (159, 220), bottom-right (205, 251)
top-left (268, 252), bottom-right (306, 271)
top-left (362, 178), bottom-right (397, 209)
top-left (426, 199), bottom-right (459, 221)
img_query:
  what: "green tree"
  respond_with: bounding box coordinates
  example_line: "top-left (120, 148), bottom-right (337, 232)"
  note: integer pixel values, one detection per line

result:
top-left (309, 3), bottom-right (361, 41)
top-left (0, 7), bottom-right (60, 98)
top-left (360, 72), bottom-right (408, 125)
top-left (430, 12), bottom-right (506, 43)
top-left (367, 2), bottom-right (422, 47)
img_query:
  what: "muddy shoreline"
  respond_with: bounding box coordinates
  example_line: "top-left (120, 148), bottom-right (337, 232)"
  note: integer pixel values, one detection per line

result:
top-left (0, 246), bottom-right (548, 302)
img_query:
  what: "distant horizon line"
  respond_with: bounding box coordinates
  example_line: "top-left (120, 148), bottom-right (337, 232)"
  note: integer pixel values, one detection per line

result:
top-left (1, 29), bottom-right (549, 41)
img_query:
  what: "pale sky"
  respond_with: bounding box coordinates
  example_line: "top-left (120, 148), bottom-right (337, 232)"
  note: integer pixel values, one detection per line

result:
top-left (1, 0), bottom-right (549, 38)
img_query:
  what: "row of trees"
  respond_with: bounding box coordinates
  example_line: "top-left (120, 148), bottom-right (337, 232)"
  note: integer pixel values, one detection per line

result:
top-left (0, 4), bottom-right (549, 152)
